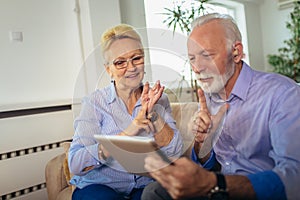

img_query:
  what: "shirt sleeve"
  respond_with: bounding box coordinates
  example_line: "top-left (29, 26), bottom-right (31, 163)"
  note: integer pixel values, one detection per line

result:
top-left (247, 171), bottom-right (286, 200)
top-left (68, 96), bottom-right (104, 175)
top-left (191, 148), bottom-right (216, 170)
top-left (267, 83), bottom-right (300, 200)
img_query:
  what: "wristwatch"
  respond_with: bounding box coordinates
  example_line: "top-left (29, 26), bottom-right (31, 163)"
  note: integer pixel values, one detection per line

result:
top-left (208, 172), bottom-right (229, 200)
top-left (147, 111), bottom-right (158, 122)
top-left (98, 149), bottom-right (107, 160)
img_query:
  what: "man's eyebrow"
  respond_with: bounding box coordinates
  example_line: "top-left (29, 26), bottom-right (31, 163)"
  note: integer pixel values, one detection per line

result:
top-left (200, 49), bottom-right (216, 55)
top-left (188, 49), bottom-right (207, 56)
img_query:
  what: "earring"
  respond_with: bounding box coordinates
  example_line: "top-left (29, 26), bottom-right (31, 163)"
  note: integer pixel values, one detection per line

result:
top-left (110, 76), bottom-right (114, 83)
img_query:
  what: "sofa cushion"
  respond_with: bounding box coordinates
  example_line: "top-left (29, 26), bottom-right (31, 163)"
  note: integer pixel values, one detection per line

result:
top-left (170, 102), bottom-right (198, 154)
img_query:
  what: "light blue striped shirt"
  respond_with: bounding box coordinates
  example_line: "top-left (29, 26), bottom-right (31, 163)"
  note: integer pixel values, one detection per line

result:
top-left (192, 62), bottom-right (300, 200)
top-left (68, 83), bottom-right (183, 195)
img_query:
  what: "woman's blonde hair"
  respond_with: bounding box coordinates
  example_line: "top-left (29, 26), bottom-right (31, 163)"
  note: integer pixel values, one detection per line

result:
top-left (100, 24), bottom-right (143, 63)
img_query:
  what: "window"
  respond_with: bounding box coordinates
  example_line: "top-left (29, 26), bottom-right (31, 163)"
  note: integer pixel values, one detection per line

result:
top-left (144, 0), bottom-right (249, 89)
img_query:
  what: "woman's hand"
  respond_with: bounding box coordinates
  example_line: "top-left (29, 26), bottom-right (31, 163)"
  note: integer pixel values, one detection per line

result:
top-left (122, 100), bottom-right (155, 136)
top-left (141, 81), bottom-right (164, 112)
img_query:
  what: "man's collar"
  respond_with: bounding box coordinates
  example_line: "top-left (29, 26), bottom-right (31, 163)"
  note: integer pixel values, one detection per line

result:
top-left (230, 62), bottom-right (253, 101)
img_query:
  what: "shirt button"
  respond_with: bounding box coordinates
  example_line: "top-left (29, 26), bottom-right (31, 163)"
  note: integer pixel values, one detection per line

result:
top-left (225, 161), bottom-right (230, 166)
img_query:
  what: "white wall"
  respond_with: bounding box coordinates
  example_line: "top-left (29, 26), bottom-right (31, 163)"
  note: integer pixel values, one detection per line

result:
top-left (0, 0), bottom-right (82, 108)
top-left (259, 0), bottom-right (293, 71)
top-left (0, 0), bottom-right (122, 110)
top-left (0, 0), bottom-right (121, 199)
top-left (240, 0), bottom-right (265, 70)
top-left (73, 0), bottom-right (121, 102)
top-left (229, 0), bottom-right (292, 71)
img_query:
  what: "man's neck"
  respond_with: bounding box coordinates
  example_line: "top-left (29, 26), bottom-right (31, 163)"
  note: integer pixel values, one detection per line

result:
top-left (224, 62), bottom-right (243, 98)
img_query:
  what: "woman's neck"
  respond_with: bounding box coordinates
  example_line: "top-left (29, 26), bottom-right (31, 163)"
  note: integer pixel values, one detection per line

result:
top-left (116, 86), bottom-right (142, 114)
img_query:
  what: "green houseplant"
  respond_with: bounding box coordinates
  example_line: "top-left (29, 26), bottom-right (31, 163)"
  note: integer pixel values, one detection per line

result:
top-left (267, 1), bottom-right (300, 82)
top-left (161, 0), bottom-right (211, 101)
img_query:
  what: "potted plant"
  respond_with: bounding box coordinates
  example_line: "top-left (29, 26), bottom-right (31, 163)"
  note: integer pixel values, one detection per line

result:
top-left (267, 1), bottom-right (300, 83)
top-left (161, 0), bottom-right (211, 101)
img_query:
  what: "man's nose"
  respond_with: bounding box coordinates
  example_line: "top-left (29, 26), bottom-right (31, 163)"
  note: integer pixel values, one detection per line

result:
top-left (191, 62), bottom-right (206, 74)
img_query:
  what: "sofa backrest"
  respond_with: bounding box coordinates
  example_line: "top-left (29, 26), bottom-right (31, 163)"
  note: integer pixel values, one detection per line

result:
top-left (170, 102), bottom-right (198, 154)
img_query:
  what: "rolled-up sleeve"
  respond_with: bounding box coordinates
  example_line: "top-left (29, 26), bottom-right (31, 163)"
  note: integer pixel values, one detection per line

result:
top-left (68, 97), bottom-right (103, 175)
top-left (247, 171), bottom-right (286, 200)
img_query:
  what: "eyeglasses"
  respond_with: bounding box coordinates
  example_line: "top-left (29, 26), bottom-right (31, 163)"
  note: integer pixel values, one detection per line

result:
top-left (111, 54), bottom-right (144, 70)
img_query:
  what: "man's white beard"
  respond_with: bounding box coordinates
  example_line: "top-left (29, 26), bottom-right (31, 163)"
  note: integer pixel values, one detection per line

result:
top-left (196, 63), bottom-right (235, 94)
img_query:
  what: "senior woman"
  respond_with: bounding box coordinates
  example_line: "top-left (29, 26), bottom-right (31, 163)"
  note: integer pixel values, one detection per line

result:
top-left (68, 24), bottom-right (183, 200)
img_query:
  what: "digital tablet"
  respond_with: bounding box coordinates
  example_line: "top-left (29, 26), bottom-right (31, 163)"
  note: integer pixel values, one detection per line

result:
top-left (94, 134), bottom-right (172, 174)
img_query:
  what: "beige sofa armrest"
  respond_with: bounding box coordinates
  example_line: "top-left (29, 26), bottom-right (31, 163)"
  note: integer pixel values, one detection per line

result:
top-left (45, 153), bottom-right (69, 200)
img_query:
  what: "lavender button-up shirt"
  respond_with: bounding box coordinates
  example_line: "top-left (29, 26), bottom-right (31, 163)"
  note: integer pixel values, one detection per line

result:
top-left (192, 62), bottom-right (300, 200)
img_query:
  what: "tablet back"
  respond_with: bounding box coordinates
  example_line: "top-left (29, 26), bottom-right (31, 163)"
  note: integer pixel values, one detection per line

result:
top-left (94, 135), bottom-right (159, 174)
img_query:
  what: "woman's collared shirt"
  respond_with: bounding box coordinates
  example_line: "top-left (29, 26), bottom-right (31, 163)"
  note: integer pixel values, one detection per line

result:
top-left (69, 83), bottom-right (183, 195)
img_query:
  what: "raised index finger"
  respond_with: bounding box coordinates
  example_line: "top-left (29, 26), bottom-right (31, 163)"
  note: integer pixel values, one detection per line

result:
top-left (198, 88), bottom-right (208, 112)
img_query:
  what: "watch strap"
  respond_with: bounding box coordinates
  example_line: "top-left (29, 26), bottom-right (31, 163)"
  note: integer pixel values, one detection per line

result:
top-left (216, 172), bottom-right (226, 190)
top-left (208, 172), bottom-right (228, 200)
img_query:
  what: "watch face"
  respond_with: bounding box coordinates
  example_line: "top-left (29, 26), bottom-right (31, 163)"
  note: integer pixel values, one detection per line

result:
top-left (211, 191), bottom-right (229, 200)
top-left (148, 112), bottom-right (158, 122)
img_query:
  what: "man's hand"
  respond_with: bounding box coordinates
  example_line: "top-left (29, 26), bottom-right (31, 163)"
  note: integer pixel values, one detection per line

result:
top-left (189, 88), bottom-right (228, 158)
top-left (144, 155), bottom-right (216, 199)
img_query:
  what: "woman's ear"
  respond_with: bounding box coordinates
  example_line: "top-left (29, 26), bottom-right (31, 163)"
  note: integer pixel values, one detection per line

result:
top-left (105, 64), bottom-right (111, 75)
top-left (105, 65), bottom-right (114, 82)
top-left (232, 42), bottom-right (243, 63)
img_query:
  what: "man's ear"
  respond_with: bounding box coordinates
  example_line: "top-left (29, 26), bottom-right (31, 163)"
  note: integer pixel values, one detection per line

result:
top-left (233, 49), bottom-right (239, 56)
top-left (232, 42), bottom-right (243, 63)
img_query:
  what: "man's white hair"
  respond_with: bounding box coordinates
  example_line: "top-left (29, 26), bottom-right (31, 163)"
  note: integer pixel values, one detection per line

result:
top-left (191, 13), bottom-right (242, 51)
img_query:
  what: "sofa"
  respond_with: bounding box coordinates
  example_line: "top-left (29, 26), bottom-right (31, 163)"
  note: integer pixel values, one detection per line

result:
top-left (45, 102), bottom-right (198, 200)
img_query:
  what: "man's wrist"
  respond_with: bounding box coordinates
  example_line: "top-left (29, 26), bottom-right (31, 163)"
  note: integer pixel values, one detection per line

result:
top-left (194, 142), bottom-right (212, 164)
top-left (208, 172), bottom-right (229, 200)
